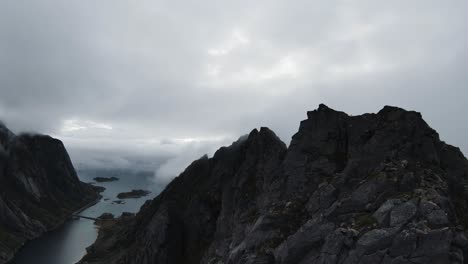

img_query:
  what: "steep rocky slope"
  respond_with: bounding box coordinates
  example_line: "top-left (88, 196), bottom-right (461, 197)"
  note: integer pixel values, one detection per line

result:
top-left (80, 105), bottom-right (468, 264)
top-left (0, 123), bottom-right (99, 263)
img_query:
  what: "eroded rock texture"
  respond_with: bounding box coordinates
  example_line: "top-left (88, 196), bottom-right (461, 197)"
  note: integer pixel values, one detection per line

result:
top-left (80, 105), bottom-right (468, 264)
top-left (0, 123), bottom-right (99, 264)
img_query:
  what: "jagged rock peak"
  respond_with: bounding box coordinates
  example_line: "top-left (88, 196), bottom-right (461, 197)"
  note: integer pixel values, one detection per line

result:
top-left (318, 103), bottom-right (330, 110)
top-left (79, 105), bottom-right (468, 264)
top-left (247, 126), bottom-right (279, 138)
top-left (0, 123), bottom-right (99, 264)
top-left (307, 104), bottom-right (425, 122)
top-left (379, 105), bottom-right (406, 113)
top-left (307, 104), bottom-right (348, 119)
top-left (247, 127), bottom-right (285, 147)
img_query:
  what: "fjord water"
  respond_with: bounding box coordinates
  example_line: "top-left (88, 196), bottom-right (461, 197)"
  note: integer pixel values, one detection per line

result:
top-left (13, 169), bottom-right (163, 264)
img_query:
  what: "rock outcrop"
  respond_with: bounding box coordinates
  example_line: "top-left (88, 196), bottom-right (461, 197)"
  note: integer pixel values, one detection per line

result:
top-left (79, 105), bottom-right (468, 264)
top-left (0, 123), bottom-right (99, 264)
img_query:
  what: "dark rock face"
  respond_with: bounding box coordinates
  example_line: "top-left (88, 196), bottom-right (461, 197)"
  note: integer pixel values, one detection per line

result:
top-left (0, 123), bottom-right (99, 264)
top-left (79, 105), bottom-right (468, 264)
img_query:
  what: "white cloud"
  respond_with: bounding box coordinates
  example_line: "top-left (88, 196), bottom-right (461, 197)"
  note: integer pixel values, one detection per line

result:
top-left (259, 56), bottom-right (300, 80)
top-left (153, 136), bottom-right (233, 183)
top-left (61, 119), bottom-right (113, 133)
top-left (208, 28), bottom-right (250, 56)
top-left (1, 0), bottom-right (467, 175)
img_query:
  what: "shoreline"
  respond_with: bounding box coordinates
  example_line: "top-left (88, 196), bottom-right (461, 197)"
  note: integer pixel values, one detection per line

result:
top-left (6, 193), bottom-right (103, 264)
top-left (72, 195), bottom-right (102, 216)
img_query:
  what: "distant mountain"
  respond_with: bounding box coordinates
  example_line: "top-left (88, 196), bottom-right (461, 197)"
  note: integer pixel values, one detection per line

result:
top-left (80, 105), bottom-right (468, 264)
top-left (0, 123), bottom-right (99, 264)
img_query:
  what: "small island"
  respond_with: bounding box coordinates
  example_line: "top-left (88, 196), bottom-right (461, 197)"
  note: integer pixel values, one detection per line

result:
top-left (92, 185), bottom-right (106, 193)
top-left (117, 189), bottom-right (151, 199)
top-left (93, 176), bottom-right (119, 182)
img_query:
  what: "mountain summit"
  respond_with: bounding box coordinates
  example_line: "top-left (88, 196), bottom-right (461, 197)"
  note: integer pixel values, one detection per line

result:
top-left (80, 105), bottom-right (468, 264)
top-left (0, 124), bottom-right (99, 264)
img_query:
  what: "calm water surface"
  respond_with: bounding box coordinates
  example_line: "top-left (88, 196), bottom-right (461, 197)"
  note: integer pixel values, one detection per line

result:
top-left (12, 170), bottom-right (163, 264)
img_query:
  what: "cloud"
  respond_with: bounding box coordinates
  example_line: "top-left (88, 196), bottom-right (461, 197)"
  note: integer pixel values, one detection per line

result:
top-left (61, 119), bottom-right (113, 133)
top-left (154, 136), bottom-right (232, 184)
top-left (0, 0), bottom-right (467, 180)
top-left (208, 28), bottom-right (250, 56)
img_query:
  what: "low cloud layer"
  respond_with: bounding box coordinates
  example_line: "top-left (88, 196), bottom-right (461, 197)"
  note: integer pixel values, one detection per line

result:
top-left (1, 1), bottom-right (467, 181)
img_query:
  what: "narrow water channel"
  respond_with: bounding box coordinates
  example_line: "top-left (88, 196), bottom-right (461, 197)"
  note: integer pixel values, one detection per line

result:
top-left (12, 169), bottom-right (162, 264)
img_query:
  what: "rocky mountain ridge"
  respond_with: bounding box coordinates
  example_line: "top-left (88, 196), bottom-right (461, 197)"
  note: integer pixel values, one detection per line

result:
top-left (80, 105), bottom-right (468, 264)
top-left (0, 123), bottom-right (99, 264)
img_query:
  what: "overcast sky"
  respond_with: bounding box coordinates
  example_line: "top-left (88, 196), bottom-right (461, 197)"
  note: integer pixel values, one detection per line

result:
top-left (1, 0), bottom-right (467, 181)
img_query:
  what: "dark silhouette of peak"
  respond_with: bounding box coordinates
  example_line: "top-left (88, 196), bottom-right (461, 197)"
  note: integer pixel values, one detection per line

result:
top-left (79, 105), bottom-right (468, 264)
top-left (0, 123), bottom-right (99, 264)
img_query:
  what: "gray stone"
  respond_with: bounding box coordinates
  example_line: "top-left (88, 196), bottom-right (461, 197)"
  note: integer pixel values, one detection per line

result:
top-left (389, 229), bottom-right (416, 257)
top-left (390, 201), bottom-right (417, 227)
top-left (391, 256), bottom-right (413, 264)
top-left (275, 220), bottom-right (335, 264)
top-left (359, 250), bottom-right (386, 263)
top-left (357, 228), bottom-right (398, 253)
top-left (419, 200), bottom-right (438, 216)
top-left (410, 228), bottom-right (452, 263)
top-left (453, 232), bottom-right (468, 248)
top-left (373, 199), bottom-right (402, 225)
top-left (321, 230), bottom-right (345, 255)
top-left (426, 209), bottom-right (449, 226)
top-left (319, 184), bottom-right (337, 209)
top-left (306, 184), bottom-right (337, 214)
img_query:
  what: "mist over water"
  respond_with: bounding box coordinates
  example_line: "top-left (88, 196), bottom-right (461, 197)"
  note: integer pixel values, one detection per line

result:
top-left (13, 169), bottom-right (164, 264)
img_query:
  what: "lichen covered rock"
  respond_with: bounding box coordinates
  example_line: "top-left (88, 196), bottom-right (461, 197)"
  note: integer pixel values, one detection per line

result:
top-left (79, 105), bottom-right (468, 264)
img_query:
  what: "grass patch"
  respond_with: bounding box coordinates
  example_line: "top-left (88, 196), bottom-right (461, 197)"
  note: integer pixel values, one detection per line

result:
top-left (355, 214), bottom-right (377, 229)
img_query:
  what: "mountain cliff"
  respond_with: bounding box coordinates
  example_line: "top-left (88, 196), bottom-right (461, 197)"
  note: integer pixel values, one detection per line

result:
top-left (80, 105), bottom-right (468, 264)
top-left (0, 123), bottom-right (99, 264)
